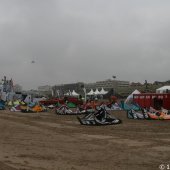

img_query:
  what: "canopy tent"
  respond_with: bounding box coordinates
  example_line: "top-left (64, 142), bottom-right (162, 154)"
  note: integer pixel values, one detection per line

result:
top-left (64, 92), bottom-right (70, 96)
top-left (99, 87), bottom-right (108, 95)
top-left (64, 90), bottom-right (72, 96)
top-left (71, 90), bottom-right (79, 96)
top-left (87, 89), bottom-right (95, 96)
top-left (156, 86), bottom-right (170, 93)
top-left (94, 89), bottom-right (100, 95)
top-left (125, 89), bottom-right (141, 104)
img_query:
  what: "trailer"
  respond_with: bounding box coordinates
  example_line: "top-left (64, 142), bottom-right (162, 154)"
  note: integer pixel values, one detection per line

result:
top-left (133, 93), bottom-right (170, 110)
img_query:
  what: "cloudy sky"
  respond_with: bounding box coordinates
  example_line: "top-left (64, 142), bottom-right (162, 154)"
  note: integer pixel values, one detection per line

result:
top-left (0, 0), bottom-right (170, 90)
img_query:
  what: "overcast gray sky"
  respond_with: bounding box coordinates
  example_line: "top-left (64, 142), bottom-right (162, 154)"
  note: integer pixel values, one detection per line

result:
top-left (0, 0), bottom-right (170, 90)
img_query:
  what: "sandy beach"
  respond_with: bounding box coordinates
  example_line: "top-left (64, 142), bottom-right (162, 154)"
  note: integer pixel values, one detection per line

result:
top-left (0, 109), bottom-right (170, 170)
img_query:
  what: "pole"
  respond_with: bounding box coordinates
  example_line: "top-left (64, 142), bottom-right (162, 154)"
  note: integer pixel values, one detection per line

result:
top-left (83, 88), bottom-right (87, 103)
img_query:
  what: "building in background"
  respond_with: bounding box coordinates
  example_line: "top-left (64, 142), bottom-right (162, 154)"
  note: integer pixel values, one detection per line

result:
top-left (52, 82), bottom-right (84, 97)
top-left (38, 85), bottom-right (52, 92)
top-left (84, 83), bottom-right (96, 90)
top-left (38, 85), bottom-right (52, 97)
top-left (95, 79), bottom-right (129, 90)
top-left (51, 79), bottom-right (129, 97)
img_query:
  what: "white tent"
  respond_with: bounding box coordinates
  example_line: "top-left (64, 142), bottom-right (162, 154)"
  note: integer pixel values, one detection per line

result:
top-left (64, 92), bottom-right (70, 96)
top-left (99, 87), bottom-right (108, 95)
top-left (156, 86), bottom-right (170, 93)
top-left (87, 89), bottom-right (95, 96)
top-left (94, 88), bottom-right (100, 95)
top-left (71, 90), bottom-right (79, 96)
top-left (64, 90), bottom-right (72, 96)
top-left (125, 89), bottom-right (141, 104)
